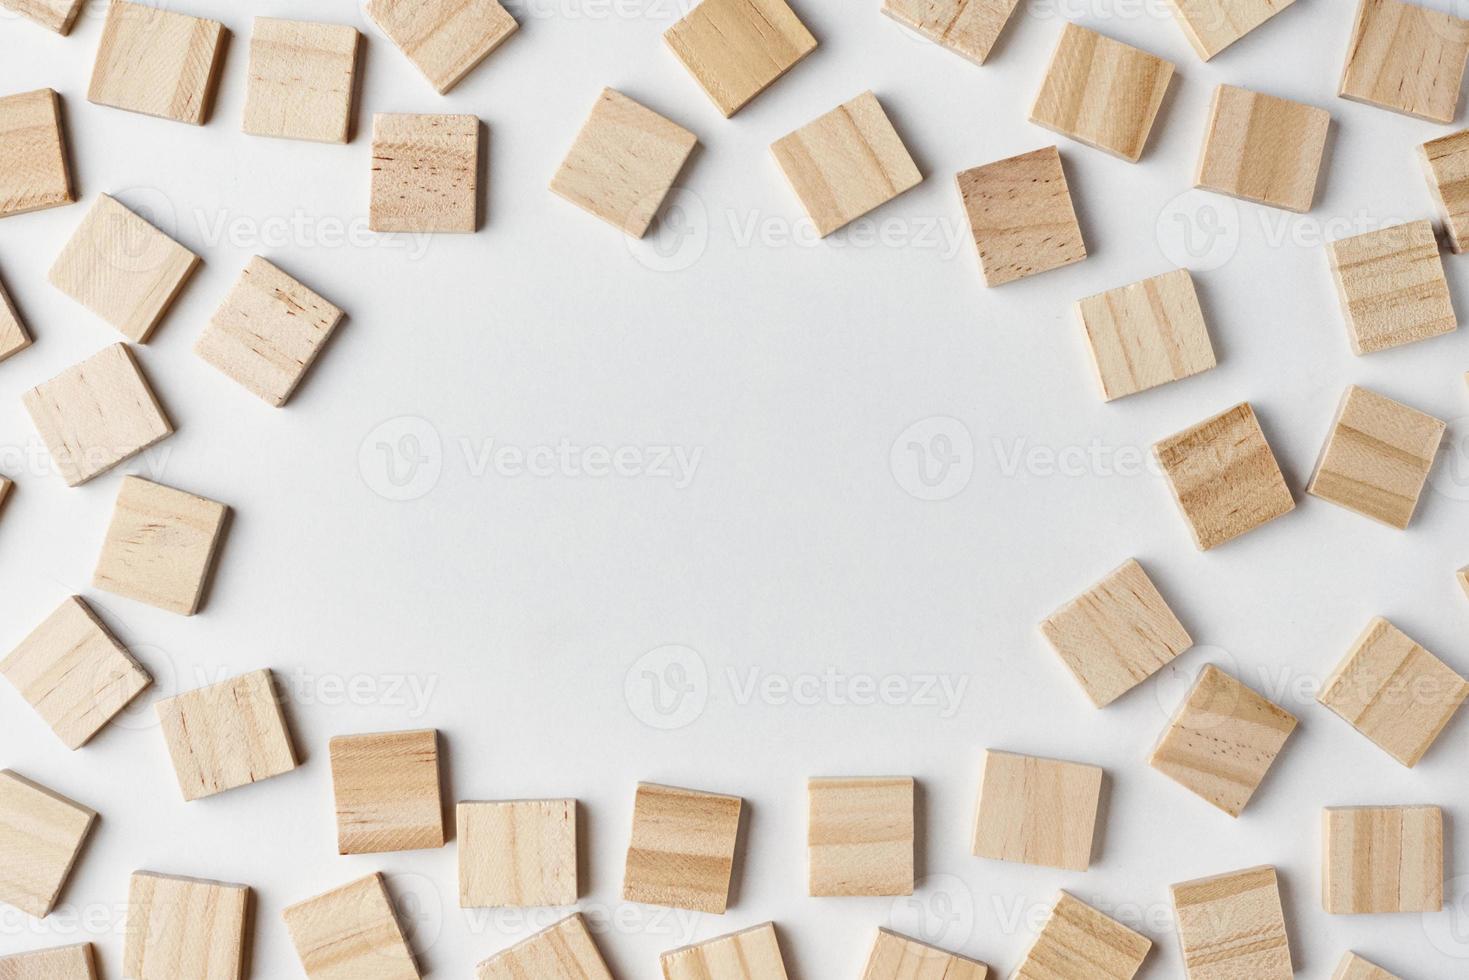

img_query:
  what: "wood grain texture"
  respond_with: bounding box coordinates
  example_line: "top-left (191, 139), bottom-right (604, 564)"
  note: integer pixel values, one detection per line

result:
top-left (1460, 564), bottom-right (1469, 600)
top-left (93, 476), bottom-right (228, 616)
top-left (0, 943), bottom-right (96, 979)
top-left (1075, 268), bottom-right (1216, 401)
top-left (957, 146), bottom-right (1086, 286)
top-left (623, 782), bottom-right (743, 913)
top-left (808, 776), bottom-right (913, 897)
top-left (1171, 866), bottom-right (1291, 980)
top-left (1323, 805), bottom-right (1443, 914)
top-left (370, 113), bottom-right (478, 233)
top-left (1421, 129), bottom-right (1469, 253)
top-left (1340, 0), bottom-right (1469, 123)
top-left (1196, 84), bottom-right (1329, 213)
top-left (0, 0), bottom-right (83, 34)
top-left (661, 922), bottom-right (789, 980)
top-left (880, 0), bottom-right (1021, 65)
top-left (0, 273), bottom-right (30, 363)
top-left (283, 873), bottom-right (420, 980)
top-left (1333, 952), bottom-right (1401, 980)
top-left (0, 478), bottom-right (10, 515)
top-left (0, 771), bottom-right (95, 920)
top-left (1165, 0), bottom-right (1295, 60)
top-left (664, 0), bottom-right (816, 117)
top-left (88, 0), bottom-right (226, 125)
top-left (458, 799), bottom-right (577, 908)
top-left (329, 730), bottom-right (444, 855)
top-left (123, 872), bottom-right (249, 980)
top-left (1014, 892), bottom-right (1151, 980)
top-left (972, 750), bottom-right (1101, 871)
top-left (156, 669), bottom-right (299, 800)
top-left (475, 913), bottom-right (613, 980)
top-left (0, 89), bottom-right (75, 219)
top-left (243, 18), bottom-right (359, 144)
top-left (1308, 385), bottom-right (1445, 529)
top-left (364, 0), bottom-right (517, 95)
top-left (860, 929), bottom-right (989, 980)
top-left (1327, 220), bottom-right (1456, 355)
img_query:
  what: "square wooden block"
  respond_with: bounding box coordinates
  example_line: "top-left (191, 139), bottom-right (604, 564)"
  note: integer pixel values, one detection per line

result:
top-left (860, 929), bottom-right (988, 980)
top-left (1423, 129), bottom-right (1469, 254)
top-left (476, 914), bottom-right (613, 980)
top-left (2, 595), bottom-right (151, 750)
top-left (1, 274), bottom-right (31, 363)
top-left (1165, 0), bottom-right (1296, 60)
top-left (195, 257), bottom-right (345, 407)
top-left (1318, 618), bottom-right (1469, 767)
top-left (0, 89), bottom-right (75, 219)
top-left (1154, 402), bottom-right (1295, 551)
top-left (89, 0), bottom-right (226, 125)
top-left (665, 0), bottom-right (816, 117)
top-left (1030, 23), bottom-right (1175, 162)
top-left (808, 777), bottom-right (913, 897)
top-left (0, 943), bottom-right (96, 978)
top-left (1327, 220), bottom-right (1456, 355)
top-left (1308, 385), bottom-right (1445, 528)
top-left (243, 18), bottom-right (360, 143)
top-left (1460, 564), bottom-right (1469, 600)
top-left (771, 91), bottom-right (922, 238)
top-left (1014, 892), bottom-right (1151, 980)
top-left (22, 343), bottom-right (173, 487)
top-left (124, 872), bottom-right (249, 980)
top-left (623, 782), bottom-right (742, 913)
top-left (93, 476), bottom-right (228, 616)
top-left (365, 0), bottom-right (517, 95)
top-left (661, 922), bottom-right (789, 980)
top-left (972, 750), bottom-right (1101, 871)
top-left (0, 0), bottom-right (84, 34)
top-left (330, 729), bottom-right (444, 854)
top-left (1150, 665), bottom-right (1298, 817)
top-left (1340, 0), bottom-right (1469, 123)
top-left (458, 799), bottom-right (576, 907)
top-left (49, 194), bottom-right (201, 342)
top-left (1196, 85), bottom-right (1329, 213)
top-left (283, 873), bottom-right (419, 980)
top-left (1076, 269), bottom-right (1216, 401)
top-left (370, 113), bottom-right (478, 233)
top-left (1172, 866), bottom-right (1291, 979)
top-left (1323, 805), bottom-right (1442, 914)
top-left (156, 669), bottom-right (298, 801)
top-left (881, 0), bottom-right (1021, 65)
top-left (1333, 953), bottom-right (1401, 980)
top-left (957, 146), bottom-right (1087, 287)
top-left (0, 771), bottom-right (95, 919)
top-left (549, 89), bottom-right (697, 239)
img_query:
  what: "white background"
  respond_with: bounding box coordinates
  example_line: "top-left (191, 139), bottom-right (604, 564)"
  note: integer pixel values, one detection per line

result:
top-left (3, 0), bottom-right (1469, 977)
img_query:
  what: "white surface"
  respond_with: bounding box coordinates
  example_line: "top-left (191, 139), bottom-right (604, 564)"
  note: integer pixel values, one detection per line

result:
top-left (3, 0), bottom-right (1469, 977)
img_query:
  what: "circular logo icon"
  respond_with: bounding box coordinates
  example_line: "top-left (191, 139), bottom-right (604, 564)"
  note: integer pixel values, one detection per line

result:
top-left (889, 874), bottom-right (976, 949)
top-left (386, 872), bottom-right (444, 955)
top-left (104, 187), bottom-right (181, 276)
top-left (1151, 646), bottom-right (1244, 725)
top-left (109, 641), bottom-right (176, 732)
top-left (1425, 873), bottom-right (1469, 959)
top-left (624, 645), bottom-right (708, 730)
top-left (628, 188), bottom-right (709, 273)
top-left (1429, 417), bottom-right (1469, 502)
top-left (1156, 189), bottom-right (1241, 272)
top-left (358, 416), bottom-right (443, 502)
top-left (891, 417), bottom-right (974, 501)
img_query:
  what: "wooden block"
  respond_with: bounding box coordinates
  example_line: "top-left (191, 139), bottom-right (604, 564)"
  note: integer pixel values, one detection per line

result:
top-left (549, 89), bottom-right (697, 239)
top-left (860, 929), bottom-right (989, 980)
top-left (124, 871), bottom-right (249, 980)
top-left (1422, 129), bottom-right (1469, 253)
top-left (155, 669), bottom-right (298, 800)
top-left (957, 146), bottom-right (1086, 287)
top-left (0, 771), bottom-right (95, 919)
top-left (1172, 866), bottom-right (1291, 980)
top-left (0, 274), bottom-right (31, 363)
top-left (1318, 618), bottom-right (1469, 767)
top-left (1014, 892), bottom-right (1151, 980)
top-left (283, 873), bottom-right (420, 980)
top-left (1153, 402), bottom-right (1295, 551)
top-left (1460, 565), bottom-right (1469, 599)
top-left (1076, 269), bottom-right (1217, 401)
top-left (458, 799), bottom-right (577, 907)
top-left (48, 194), bottom-right (201, 342)
top-left (1323, 805), bottom-right (1443, 914)
top-left (330, 729), bottom-right (444, 855)
top-left (1327, 220), bottom-right (1456, 355)
top-left (1029, 23), bottom-right (1175, 162)
top-left (88, 0), bottom-right (226, 125)
top-left (364, 0), bottom-right (517, 95)
top-left (243, 18), bottom-right (360, 144)
top-left (665, 0), bottom-right (816, 117)
top-left (808, 776), bottom-right (914, 897)
top-left (93, 476), bottom-right (228, 616)
top-left (661, 923), bottom-right (788, 980)
top-left (0, 943), bottom-right (97, 979)
top-left (1196, 85), bottom-right (1329, 213)
top-left (0, 0), bottom-right (83, 34)
top-left (972, 750), bottom-right (1101, 871)
top-left (0, 478), bottom-right (11, 513)
top-left (1165, 0), bottom-right (1296, 60)
top-left (369, 113), bottom-right (478, 233)
top-left (1308, 385), bottom-right (1445, 528)
top-left (880, 0), bottom-right (1021, 66)
top-left (22, 343), bottom-right (173, 487)
top-left (623, 782), bottom-right (742, 913)
top-left (0, 89), bottom-right (75, 219)
top-left (475, 914), bottom-right (613, 980)
top-left (1333, 953), bottom-right (1401, 980)
top-left (1340, 0), bottom-right (1469, 123)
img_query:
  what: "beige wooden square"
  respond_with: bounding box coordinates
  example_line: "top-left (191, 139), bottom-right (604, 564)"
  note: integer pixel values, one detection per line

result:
top-left (1, 274), bottom-right (31, 363)
top-left (881, 0), bottom-right (1021, 66)
top-left (0, 0), bottom-right (84, 34)
top-left (1422, 129), bottom-right (1469, 253)
top-left (243, 18), bottom-right (360, 144)
top-left (1327, 220), bottom-right (1456, 355)
top-left (1196, 85), bottom-right (1329, 212)
top-left (957, 146), bottom-right (1087, 287)
top-left (1460, 564), bottom-right (1469, 599)
top-left (1318, 618), bottom-right (1469, 767)
top-left (156, 669), bottom-right (298, 800)
top-left (662, 923), bottom-right (789, 980)
top-left (1172, 866), bottom-right (1291, 979)
top-left (0, 943), bottom-right (96, 978)
top-left (972, 750), bottom-right (1101, 871)
top-left (1154, 402), bottom-right (1295, 551)
top-left (860, 929), bottom-right (988, 980)
top-left (93, 476), bottom-right (228, 616)
top-left (0, 477), bottom-right (10, 515)
top-left (283, 873), bottom-right (420, 980)
top-left (365, 0), bottom-right (517, 95)
top-left (1014, 892), bottom-right (1151, 980)
top-left (808, 776), bottom-right (913, 897)
top-left (88, 0), bottom-right (226, 125)
top-left (1333, 953), bottom-right (1401, 980)
top-left (1308, 385), bottom-right (1445, 529)
top-left (476, 914), bottom-right (613, 980)
top-left (1030, 23), bottom-right (1175, 162)
top-left (665, 0), bottom-right (817, 117)
top-left (1076, 269), bottom-right (1216, 401)
top-left (0, 771), bottom-right (95, 919)
top-left (1340, 0), bottom-right (1469, 123)
top-left (623, 782), bottom-right (742, 913)
top-left (1165, 0), bottom-right (1295, 60)
top-left (370, 113), bottom-right (478, 233)
top-left (124, 872), bottom-right (249, 980)
top-left (1323, 805), bottom-right (1442, 914)
top-left (458, 799), bottom-right (576, 907)
top-left (0, 89), bottom-right (75, 219)
top-left (330, 729), bottom-right (444, 854)
top-left (549, 89), bottom-right (697, 239)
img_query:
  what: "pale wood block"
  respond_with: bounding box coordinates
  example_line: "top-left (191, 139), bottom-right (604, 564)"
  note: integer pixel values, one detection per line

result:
top-left (330, 729), bottom-right (444, 854)
top-left (370, 113), bottom-right (478, 233)
top-left (1196, 85), bottom-right (1329, 213)
top-left (0, 478), bottom-right (11, 513)
top-left (1318, 618), bottom-right (1469, 767)
top-left (665, 0), bottom-right (816, 117)
top-left (1076, 269), bottom-right (1216, 401)
top-left (88, 0), bottom-right (226, 125)
top-left (93, 476), bottom-right (228, 616)
top-left (243, 18), bottom-right (360, 144)
top-left (283, 873), bottom-right (420, 980)
top-left (1308, 385), bottom-right (1445, 528)
top-left (476, 913), bottom-right (613, 980)
top-left (661, 922), bottom-right (788, 980)
top-left (1, 596), bottom-right (151, 750)
top-left (1460, 565), bottom-right (1469, 599)
top-left (0, 771), bottom-right (95, 919)
top-left (1327, 220), bottom-right (1456, 355)
top-left (880, 0), bottom-right (1021, 65)
top-left (623, 782), bottom-right (742, 913)
top-left (1333, 953), bottom-right (1401, 980)
top-left (1153, 402), bottom-right (1295, 551)
top-left (972, 750), bottom-right (1101, 871)
top-left (0, 0), bottom-right (83, 34)
top-left (48, 194), bottom-right (201, 342)
top-left (1029, 23), bottom-right (1175, 162)
top-left (1165, 0), bottom-right (1296, 59)
top-left (22, 343), bottom-right (173, 487)
top-left (156, 669), bottom-right (298, 800)
top-left (808, 776), bottom-right (913, 897)
top-left (365, 0), bottom-right (517, 95)
top-left (0, 89), bottom-right (75, 219)
top-left (458, 799), bottom-right (577, 907)
top-left (1340, 0), bottom-right (1469, 123)
top-left (1014, 892), bottom-right (1151, 980)
top-left (0, 274), bottom-right (31, 363)
top-left (1422, 130), bottom-right (1469, 253)
top-left (124, 872), bottom-right (249, 980)
top-left (860, 929), bottom-right (988, 980)
top-left (1172, 866), bottom-right (1291, 980)
top-left (0, 943), bottom-right (96, 979)
top-left (1323, 805), bottom-right (1442, 914)
top-left (549, 89), bottom-right (697, 239)
top-left (957, 146), bottom-right (1086, 287)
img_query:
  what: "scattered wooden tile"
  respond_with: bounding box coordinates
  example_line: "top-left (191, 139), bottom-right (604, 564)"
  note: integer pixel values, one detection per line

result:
top-left (155, 669), bottom-right (298, 801)
top-left (860, 929), bottom-right (989, 980)
top-left (1153, 402), bottom-right (1295, 551)
top-left (22, 343), bottom-right (174, 487)
top-left (1075, 269), bottom-right (1216, 401)
top-left (1196, 84), bottom-right (1329, 212)
top-left (0, 477), bottom-right (11, 513)
top-left (0, 89), bottom-right (75, 219)
top-left (1423, 130), bottom-right (1469, 254)
top-left (364, 0), bottom-right (517, 95)
top-left (808, 776), bottom-right (914, 897)
top-left (1, 274), bottom-right (32, 363)
top-left (1165, 0), bottom-right (1296, 60)
top-left (661, 922), bottom-right (789, 980)
top-left (1014, 892), bottom-right (1151, 980)
top-left (88, 0), bottom-right (226, 125)
top-left (1460, 565), bottom-right (1469, 599)
top-left (957, 146), bottom-right (1087, 287)
top-left (0, 0), bottom-right (84, 34)
top-left (1029, 23), bottom-right (1175, 162)
top-left (972, 749), bottom-right (1102, 871)
top-left (329, 729), bottom-right (444, 855)
top-left (93, 476), bottom-right (228, 616)
top-left (370, 113), bottom-right (478, 233)
top-left (1323, 805), bottom-right (1443, 914)
top-left (243, 18), bottom-right (360, 143)
top-left (1333, 952), bottom-right (1401, 980)
top-left (458, 799), bottom-right (577, 907)
top-left (623, 782), bottom-right (742, 913)
top-left (0, 771), bottom-right (95, 919)
top-left (476, 914), bottom-right (613, 980)
top-left (1327, 220), bottom-right (1456, 355)
top-left (1172, 866), bottom-right (1291, 979)
top-left (881, 0), bottom-right (1020, 65)
top-left (283, 873), bottom-right (420, 980)
top-left (665, 0), bottom-right (817, 117)
top-left (549, 88), bottom-right (697, 239)
top-left (124, 871), bottom-right (249, 980)
top-left (0, 943), bottom-right (96, 978)
top-left (1318, 618), bottom-right (1469, 767)
top-left (1340, 0), bottom-right (1469, 123)
top-left (1308, 385), bottom-right (1445, 528)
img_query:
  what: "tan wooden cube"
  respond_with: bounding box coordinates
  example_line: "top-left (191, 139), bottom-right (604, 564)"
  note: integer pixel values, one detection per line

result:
top-left (156, 669), bottom-right (298, 801)
top-left (458, 799), bottom-right (577, 907)
top-left (0, 943), bottom-right (97, 978)
top-left (972, 750), bottom-right (1101, 871)
top-left (1165, 0), bottom-right (1296, 60)
top-left (88, 0), bottom-right (226, 125)
top-left (0, 771), bottom-right (95, 919)
top-left (1, 273), bottom-right (31, 363)
top-left (283, 873), bottom-right (420, 980)
top-left (370, 113), bottom-right (478, 233)
top-left (365, 0), bottom-right (517, 95)
top-left (549, 89), bottom-right (697, 239)
top-left (808, 776), bottom-right (913, 897)
top-left (771, 91), bottom-right (922, 238)
top-left (1014, 892), bottom-right (1151, 980)
top-left (1172, 866), bottom-right (1291, 979)
top-left (0, 89), bottom-right (75, 219)
top-left (124, 872), bottom-right (249, 980)
top-left (0, 0), bottom-right (83, 34)
top-left (1318, 618), bottom-right (1469, 767)
top-left (476, 914), bottom-right (613, 980)
top-left (1196, 85), bottom-right (1329, 213)
top-left (881, 0), bottom-right (1021, 65)
top-left (1308, 385), bottom-right (1445, 529)
top-left (1422, 129), bottom-right (1469, 253)
top-left (1030, 23), bottom-right (1175, 162)
top-left (330, 729), bottom-right (444, 854)
top-left (661, 922), bottom-right (789, 980)
top-left (93, 476), bottom-right (228, 616)
top-left (1459, 564), bottom-right (1469, 600)
top-left (860, 929), bottom-right (988, 980)
top-left (623, 782), bottom-right (743, 913)
top-left (1323, 805), bottom-right (1442, 914)
top-left (1333, 953), bottom-right (1401, 980)
top-left (243, 18), bottom-right (360, 144)
top-left (1340, 0), bottom-right (1469, 123)
top-left (1327, 220), bottom-right (1456, 355)
top-left (1076, 269), bottom-right (1216, 401)
top-left (957, 146), bottom-right (1087, 287)
top-left (665, 0), bottom-right (817, 117)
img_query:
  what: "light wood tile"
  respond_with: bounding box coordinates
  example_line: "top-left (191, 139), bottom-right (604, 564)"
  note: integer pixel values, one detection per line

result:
top-left (1171, 866), bottom-right (1291, 980)
top-left (1421, 129), bottom-right (1469, 253)
top-left (808, 777), bottom-right (913, 897)
top-left (283, 873), bottom-right (420, 980)
top-left (93, 476), bottom-right (228, 616)
top-left (1014, 892), bottom-right (1151, 980)
top-left (623, 782), bottom-right (742, 913)
top-left (88, 0), bottom-right (226, 125)
top-left (364, 0), bottom-right (517, 95)
top-left (664, 0), bottom-right (816, 117)
top-left (972, 750), bottom-right (1101, 871)
top-left (0, 0), bottom-right (83, 34)
top-left (1308, 385), bottom-right (1445, 528)
top-left (1333, 952), bottom-right (1401, 980)
top-left (0, 943), bottom-right (96, 978)
top-left (1340, 0), bottom-right (1469, 123)
top-left (476, 913), bottom-right (613, 980)
top-left (1459, 564), bottom-right (1469, 600)
top-left (881, 0), bottom-right (1021, 65)
top-left (0, 89), bottom-right (75, 219)
top-left (661, 922), bottom-right (789, 980)
top-left (1327, 220), bottom-right (1456, 355)
top-left (1076, 268), bottom-right (1216, 401)
top-left (957, 146), bottom-right (1086, 286)
top-left (1196, 84), bottom-right (1329, 212)
top-left (124, 872), bottom-right (249, 980)
top-left (1323, 805), bottom-right (1443, 914)
top-left (156, 669), bottom-right (298, 801)
top-left (0, 273), bottom-right (31, 363)
top-left (0, 771), bottom-right (95, 919)
top-left (243, 18), bottom-right (359, 144)
top-left (370, 113), bottom-right (478, 233)
top-left (860, 929), bottom-right (989, 980)
top-left (0, 478), bottom-right (11, 514)
top-left (459, 799), bottom-right (577, 908)
top-left (1165, 0), bottom-right (1296, 59)
top-left (330, 729), bottom-right (444, 855)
